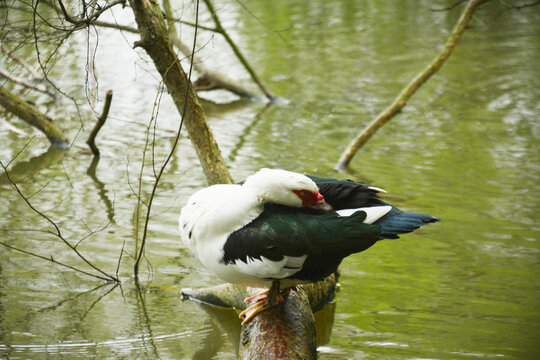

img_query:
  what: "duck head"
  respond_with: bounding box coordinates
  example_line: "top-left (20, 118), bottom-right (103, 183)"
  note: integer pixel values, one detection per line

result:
top-left (243, 168), bottom-right (333, 211)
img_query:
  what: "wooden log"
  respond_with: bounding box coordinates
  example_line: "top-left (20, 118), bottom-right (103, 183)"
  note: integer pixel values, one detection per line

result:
top-left (182, 273), bottom-right (338, 359)
top-left (0, 86), bottom-right (68, 147)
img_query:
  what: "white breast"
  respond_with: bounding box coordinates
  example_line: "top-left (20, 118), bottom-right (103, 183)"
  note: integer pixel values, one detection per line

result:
top-left (179, 184), bottom-right (263, 281)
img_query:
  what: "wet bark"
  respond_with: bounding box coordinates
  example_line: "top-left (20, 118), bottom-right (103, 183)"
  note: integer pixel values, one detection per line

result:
top-left (0, 86), bottom-right (68, 147)
top-left (128, 0), bottom-right (232, 185)
top-left (182, 273), bottom-right (338, 359)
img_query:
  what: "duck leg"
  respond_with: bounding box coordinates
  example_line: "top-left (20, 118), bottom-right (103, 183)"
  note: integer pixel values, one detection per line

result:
top-left (239, 280), bottom-right (283, 325)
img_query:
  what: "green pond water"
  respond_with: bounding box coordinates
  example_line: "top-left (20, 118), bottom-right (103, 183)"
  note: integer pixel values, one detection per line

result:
top-left (1, 1), bottom-right (539, 359)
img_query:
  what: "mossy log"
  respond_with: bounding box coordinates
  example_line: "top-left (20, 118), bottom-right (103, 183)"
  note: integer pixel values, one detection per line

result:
top-left (182, 273), bottom-right (338, 359)
top-left (0, 86), bottom-right (68, 147)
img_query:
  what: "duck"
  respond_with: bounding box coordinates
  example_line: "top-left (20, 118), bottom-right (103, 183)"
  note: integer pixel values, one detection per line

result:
top-left (179, 168), bottom-right (439, 324)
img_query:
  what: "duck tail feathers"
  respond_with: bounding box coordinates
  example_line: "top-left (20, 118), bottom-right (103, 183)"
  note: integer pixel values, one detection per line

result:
top-left (377, 211), bottom-right (440, 239)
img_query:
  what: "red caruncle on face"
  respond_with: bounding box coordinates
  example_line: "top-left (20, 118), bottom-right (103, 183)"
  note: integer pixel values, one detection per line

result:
top-left (292, 189), bottom-right (325, 207)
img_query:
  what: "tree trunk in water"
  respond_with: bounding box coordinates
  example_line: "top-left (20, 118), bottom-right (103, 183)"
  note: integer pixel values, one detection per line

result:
top-left (182, 273), bottom-right (338, 359)
top-left (128, 0), bottom-right (232, 185)
top-left (0, 87), bottom-right (68, 147)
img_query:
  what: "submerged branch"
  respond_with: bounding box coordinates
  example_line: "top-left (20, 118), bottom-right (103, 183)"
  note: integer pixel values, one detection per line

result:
top-left (86, 90), bottom-right (113, 156)
top-left (202, 0), bottom-right (277, 101)
top-left (336, 0), bottom-right (492, 171)
top-left (0, 86), bottom-right (68, 147)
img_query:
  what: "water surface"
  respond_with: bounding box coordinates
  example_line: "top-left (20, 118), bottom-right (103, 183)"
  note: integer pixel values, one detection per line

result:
top-left (0, 1), bottom-right (539, 359)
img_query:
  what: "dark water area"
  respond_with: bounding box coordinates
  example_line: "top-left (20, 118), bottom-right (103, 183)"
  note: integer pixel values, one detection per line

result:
top-left (0, 1), bottom-right (539, 359)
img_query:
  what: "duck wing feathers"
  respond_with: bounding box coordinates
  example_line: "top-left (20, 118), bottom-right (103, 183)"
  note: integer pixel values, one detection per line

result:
top-left (311, 176), bottom-right (440, 239)
top-left (222, 203), bottom-right (382, 282)
top-left (308, 176), bottom-right (385, 209)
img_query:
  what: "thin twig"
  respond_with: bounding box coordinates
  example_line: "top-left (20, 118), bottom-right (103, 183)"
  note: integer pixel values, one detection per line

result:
top-left (5, 137), bottom-right (34, 168)
top-left (501, 0), bottom-right (540, 9)
top-left (171, 18), bottom-right (218, 33)
top-left (133, 0), bottom-right (201, 277)
top-left (0, 160), bottom-right (119, 282)
top-left (495, 0), bottom-right (540, 17)
top-left (125, 158), bottom-right (149, 207)
top-left (0, 68), bottom-right (56, 96)
top-left (1, 120), bottom-right (32, 137)
top-left (92, 20), bottom-right (138, 33)
top-left (202, 0), bottom-right (276, 101)
top-left (32, 0), bottom-right (87, 131)
top-left (1, 44), bottom-right (43, 79)
top-left (74, 218), bottom-right (112, 248)
top-left (432, 0), bottom-right (468, 11)
top-left (115, 237), bottom-right (126, 279)
top-left (57, 0), bottom-right (126, 28)
top-left (0, 241), bottom-right (112, 281)
top-left (133, 81), bottom-right (162, 263)
top-left (26, 176), bottom-right (56, 200)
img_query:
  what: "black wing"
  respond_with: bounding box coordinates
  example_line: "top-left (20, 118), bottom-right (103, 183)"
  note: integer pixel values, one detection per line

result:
top-left (310, 175), bottom-right (440, 239)
top-left (308, 176), bottom-right (386, 210)
top-left (221, 204), bottom-right (382, 281)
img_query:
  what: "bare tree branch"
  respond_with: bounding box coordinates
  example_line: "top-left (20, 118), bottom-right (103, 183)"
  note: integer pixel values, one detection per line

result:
top-left (0, 68), bottom-right (56, 97)
top-left (91, 19), bottom-right (138, 33)
top-left (0, 241), bottom-right (114, 281)
top-left (336, 0), bottom-right (492, 171)
top-left (57, 0), bottom-right (126, 29)
top-left (163, 0), bottom-right (260, 99)
top-left (202, 0), bottom-right (277, 101)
